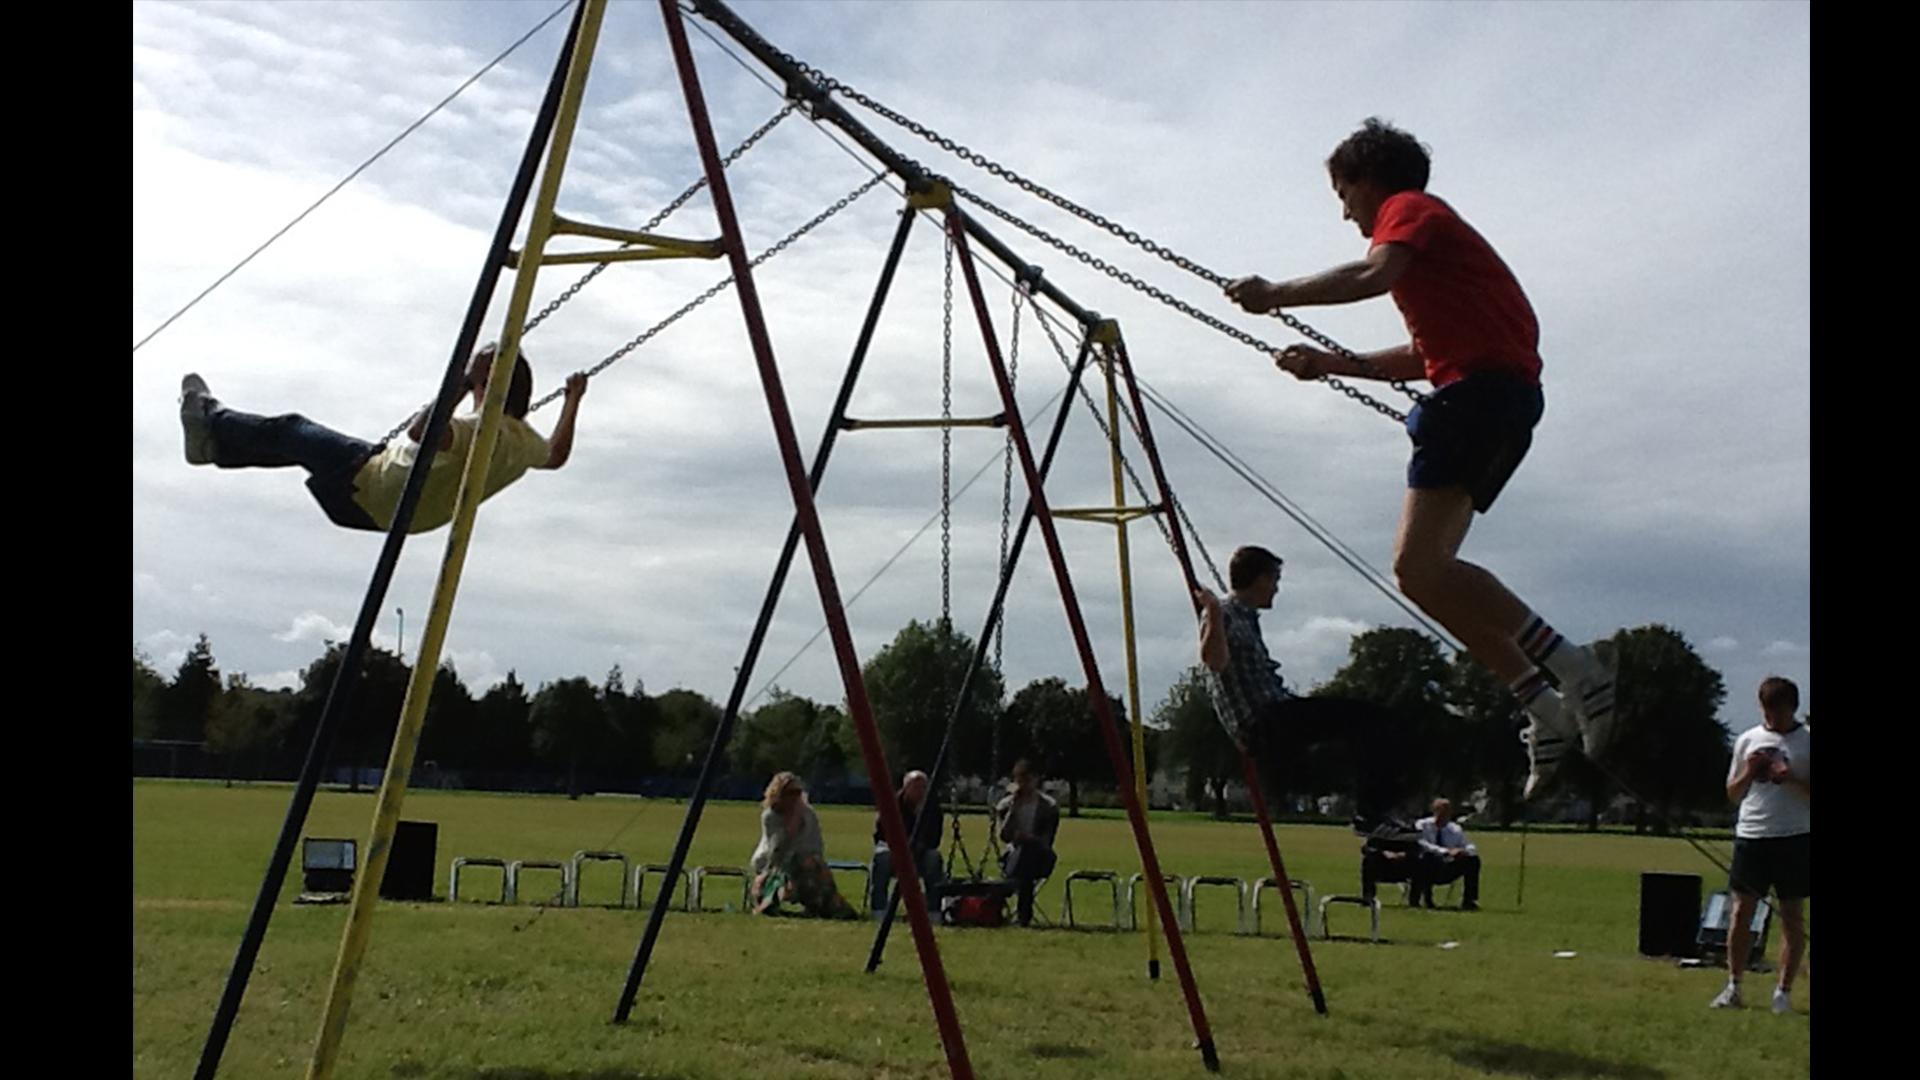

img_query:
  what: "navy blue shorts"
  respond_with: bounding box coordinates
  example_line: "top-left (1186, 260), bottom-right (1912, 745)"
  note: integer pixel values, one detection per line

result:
top-left (1729, 833), bottom-right (1810, 901)
top-left (1405, 372), bottom-right (1545, 513)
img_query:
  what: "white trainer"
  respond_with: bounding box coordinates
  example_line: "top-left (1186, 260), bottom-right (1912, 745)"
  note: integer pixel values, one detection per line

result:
top-left (1709, 982), bottom-right (1743, 1009)
top-left (1566, 646), bottom-right (1618, 759)
top-left (1521, 708), bottom-right (1576, 801)
top-left (1771, 987), bottom-right (1791, 1015)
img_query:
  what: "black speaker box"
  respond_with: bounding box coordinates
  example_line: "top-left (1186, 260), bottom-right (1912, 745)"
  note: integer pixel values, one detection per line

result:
top-left (381, 820), bottom-right (438, 901)
top-left (1638, 871), bottom-right (1701, 958)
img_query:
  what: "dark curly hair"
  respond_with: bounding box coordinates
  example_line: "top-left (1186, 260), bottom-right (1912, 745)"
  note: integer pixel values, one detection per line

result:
top-left (468, 343), bottom-right (536, 419)
top-left (1326, 117), bottom-right (1431, 194)
top-left (1228, 545), bottom-right (1284, 590)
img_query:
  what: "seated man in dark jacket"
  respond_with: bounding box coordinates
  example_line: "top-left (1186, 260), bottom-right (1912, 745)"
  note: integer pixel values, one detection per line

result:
top-left (1360, 830), bottom-right (1421, 904)
top-left (870, 769), bottom-right (945, 914)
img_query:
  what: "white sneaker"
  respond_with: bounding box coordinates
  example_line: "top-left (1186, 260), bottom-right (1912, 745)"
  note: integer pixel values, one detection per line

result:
top-left (1709, 982), bottom-right (1743, 1009)
top-left (1771, 987), bottom-right (1791, 1015)
top-left (1565, 646), bottom-right (1618, 759)
top-left (180, 374), bottom-right (217, 465)
top-left (1521, 711), bottom-right (1575, 801)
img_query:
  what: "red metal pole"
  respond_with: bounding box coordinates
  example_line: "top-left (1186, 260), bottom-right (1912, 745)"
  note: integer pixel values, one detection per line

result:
top-left (946, 209), bottom-right (1220, 1072)
top-left (1240, 755), bottom-right (1329, 1013)
top-left (1110, 333), bottom-right (1328, 1014)
top-left (658, 6), bottom-right (974, 1077)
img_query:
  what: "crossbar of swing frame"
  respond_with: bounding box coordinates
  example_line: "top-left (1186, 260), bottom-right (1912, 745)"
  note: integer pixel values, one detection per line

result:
top-left (840, 415), bottom-right (1005, 430)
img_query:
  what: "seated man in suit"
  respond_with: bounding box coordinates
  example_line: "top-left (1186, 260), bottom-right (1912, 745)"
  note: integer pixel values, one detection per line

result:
top-left (1411, 797), bottom-right (1481, 910)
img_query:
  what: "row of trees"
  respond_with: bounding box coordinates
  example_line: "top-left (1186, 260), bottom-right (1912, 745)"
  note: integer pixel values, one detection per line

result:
top-left (135, 619), bottom-right (1734, 827)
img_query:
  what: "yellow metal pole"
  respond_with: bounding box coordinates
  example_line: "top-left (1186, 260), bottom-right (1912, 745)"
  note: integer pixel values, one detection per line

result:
top-left (302, 3), bottom-right (610, 1077)
top-left (1103, 341), bottom-right (1159, 978)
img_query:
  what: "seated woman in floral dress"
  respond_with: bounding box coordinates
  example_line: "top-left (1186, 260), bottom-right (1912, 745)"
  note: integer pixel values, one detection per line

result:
top-left (748, 771), bottom-right (857, 919)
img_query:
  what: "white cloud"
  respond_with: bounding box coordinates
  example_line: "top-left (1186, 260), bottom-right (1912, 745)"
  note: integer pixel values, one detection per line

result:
top-left (1761, 640), bottom-right (1809, 659)
top-left (139, 628), bottom-right (197, 672)
top-left (273, 611), bottom-right (352, 645)
top-left (443, 649), bottom-right (505, 694)
top-left (1706, 636), bottom-right (1740, 653)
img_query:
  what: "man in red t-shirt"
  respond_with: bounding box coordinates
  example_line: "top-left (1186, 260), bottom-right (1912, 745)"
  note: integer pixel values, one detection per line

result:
top-left (1223, 117), bottom-right (1613, 800)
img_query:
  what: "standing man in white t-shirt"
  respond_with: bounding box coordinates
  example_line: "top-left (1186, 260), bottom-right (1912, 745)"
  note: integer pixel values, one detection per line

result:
top-left (1710, 676), bottom-right (1810, 1014)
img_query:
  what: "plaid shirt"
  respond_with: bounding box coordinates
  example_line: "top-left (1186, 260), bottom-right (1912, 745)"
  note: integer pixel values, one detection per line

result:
top-left (1203, 596), bottom-right (1287, 743)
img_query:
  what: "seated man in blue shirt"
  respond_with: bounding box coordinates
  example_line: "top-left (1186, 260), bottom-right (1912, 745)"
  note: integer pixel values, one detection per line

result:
top-left (1411, 797), bottom-right (1480, 910)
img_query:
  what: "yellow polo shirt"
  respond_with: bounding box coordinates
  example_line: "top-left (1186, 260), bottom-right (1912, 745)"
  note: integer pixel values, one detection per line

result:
top-left (351, 414), bottom-right (551, 534)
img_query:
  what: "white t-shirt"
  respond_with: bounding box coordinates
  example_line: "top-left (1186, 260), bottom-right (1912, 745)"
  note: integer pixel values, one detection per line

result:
top-left (1728, 722), bottom-right (1810, 839)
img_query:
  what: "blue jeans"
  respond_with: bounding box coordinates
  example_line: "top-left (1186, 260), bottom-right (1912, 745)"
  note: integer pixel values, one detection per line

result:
top-left (209, 407), bottom-right (383, 529)
top-left (870, 845), bottom-right (945, 914)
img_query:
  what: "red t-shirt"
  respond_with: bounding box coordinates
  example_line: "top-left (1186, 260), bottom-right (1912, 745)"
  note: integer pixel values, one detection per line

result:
top-left (1369, 191), bottom-right (1542, 388)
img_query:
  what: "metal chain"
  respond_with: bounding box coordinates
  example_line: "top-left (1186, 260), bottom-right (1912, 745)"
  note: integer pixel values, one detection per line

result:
top-left (995, 283), bottom-right (1026, 677)
top-left (1033, 303), bottom-right (1227, 594)
top-left (818, 78), bottom-right (1426, 407)
top-left (957, 188), bottom-right (1409, 425)
top-left (382, 106), bottom-right (803, 443)
top-left (940, 232), bottom-right (954, 630)
top-left (518, 172), bottom-right (888, 415)
top-left (700, 8), bottom-right (1423, 423)
top-left (521, 103), bottom-right (797, 336)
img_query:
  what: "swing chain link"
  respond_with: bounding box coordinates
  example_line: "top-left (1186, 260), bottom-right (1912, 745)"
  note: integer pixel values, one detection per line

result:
top-left (957, 189), bottom-right (1412, 425)
top-left (521, 103), bottom-right (798, 336)
top-left (940, 232), bottom-right (954, 629)
top-left (816, 78), bottom-right (1425, 408)
top-left (713, 15), bottom-right (1424, 424)
top-left (995, 283), bottom-right (1027, 677)
top-left (518, 171), bottom-right (888, 415)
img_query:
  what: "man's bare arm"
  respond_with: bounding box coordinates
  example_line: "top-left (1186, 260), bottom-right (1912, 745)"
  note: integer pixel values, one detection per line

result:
top-left (1225, 243), bottom-right (1414, 312)
top-left (1275, 341), bottom-right (1425, 383)
top-left (1195, 588), bottom-right (1228, 673)
top-left (539, 374), bottom-right (587, 470)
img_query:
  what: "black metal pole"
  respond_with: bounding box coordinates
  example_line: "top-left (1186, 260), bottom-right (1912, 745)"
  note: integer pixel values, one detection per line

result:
top-left (613, 202), bottom-right (919, 1022)
top-left (866, 327), bottom-right (1098, 973)
top-left (191, 7), bottom-right (587, 1078)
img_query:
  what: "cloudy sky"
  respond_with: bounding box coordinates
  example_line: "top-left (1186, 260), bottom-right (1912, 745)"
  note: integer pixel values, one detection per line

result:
top-left (133, 1), bottom-right (1810, 733)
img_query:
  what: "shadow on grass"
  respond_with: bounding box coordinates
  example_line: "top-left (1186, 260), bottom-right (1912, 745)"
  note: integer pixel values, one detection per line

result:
top-left (1029, 1042), bottom-right (1096, 1060)
top-left (445, 1060), bottom-right (695, 1068)
top-left (452, 1069), bottom-right (695, 1080)
top-left (1443, 1038), bottom-right (1667, 1080)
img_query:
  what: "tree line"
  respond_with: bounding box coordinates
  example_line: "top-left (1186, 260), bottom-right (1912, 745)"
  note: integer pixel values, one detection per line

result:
top-left (134, 619), bottom-right (1735, 829)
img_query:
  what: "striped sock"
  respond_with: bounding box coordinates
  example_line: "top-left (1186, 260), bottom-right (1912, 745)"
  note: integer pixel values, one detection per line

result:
top-left (1516, 614), bottom-right (1572, 680)
top-left (1516, 612), bottom-right (1614, 731)
top-left (1509, 668), bottom-right (1552, 707)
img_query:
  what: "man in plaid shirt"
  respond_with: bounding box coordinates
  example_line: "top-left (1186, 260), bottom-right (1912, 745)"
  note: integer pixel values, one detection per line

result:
top-left (1196, 545), bottom-right (1416, 830)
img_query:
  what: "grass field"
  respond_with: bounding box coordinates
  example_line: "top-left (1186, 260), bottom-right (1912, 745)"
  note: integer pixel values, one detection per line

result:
top-left (133, 780), bottom-right (1810, 1079)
